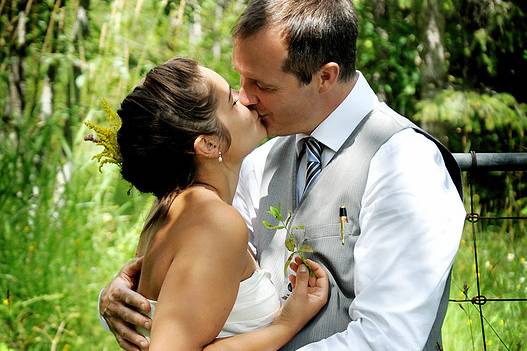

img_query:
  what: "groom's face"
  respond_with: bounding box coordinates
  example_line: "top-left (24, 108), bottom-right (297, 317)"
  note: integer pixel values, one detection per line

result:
top-left (233, 27), bottom-right (321, 137)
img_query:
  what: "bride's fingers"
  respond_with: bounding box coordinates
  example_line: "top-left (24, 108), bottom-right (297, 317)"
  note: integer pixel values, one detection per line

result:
top-left (292, 264), bottom-right (309, 296)
top-left (305, 259), bottom-right (326, 279)
top-left (305, 259), bottom-right (329, 296)
top-left (288, 274), bottom-right (297, 289)
top-left (289, 256), bottom-right (306, 273)
top-left (289, 261), bottom-right (299, 272)
top-left (308, 273), bottom-right (317, 288)
top-left (290, 257), bottom-right (322, 288)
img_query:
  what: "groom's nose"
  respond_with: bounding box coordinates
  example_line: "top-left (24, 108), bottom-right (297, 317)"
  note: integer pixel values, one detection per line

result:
top-left (239, 79), bottom-right (259, 106)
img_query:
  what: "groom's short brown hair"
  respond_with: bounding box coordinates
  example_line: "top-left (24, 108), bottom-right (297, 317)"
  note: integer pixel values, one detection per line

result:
top-left (233, 0), bottom-right (359, 85)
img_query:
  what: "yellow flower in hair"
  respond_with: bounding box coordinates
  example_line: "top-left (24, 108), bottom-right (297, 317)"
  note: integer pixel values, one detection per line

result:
top-left (84, 99), bottom-right (122, 171)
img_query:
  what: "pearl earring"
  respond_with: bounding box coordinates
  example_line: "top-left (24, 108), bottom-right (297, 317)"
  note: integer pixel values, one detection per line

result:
top-left (218, 151), bottom-right (223, 163)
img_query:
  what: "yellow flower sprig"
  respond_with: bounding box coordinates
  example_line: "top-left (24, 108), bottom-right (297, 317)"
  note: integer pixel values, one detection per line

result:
top-left (84, 98), bottom-right (122, 171)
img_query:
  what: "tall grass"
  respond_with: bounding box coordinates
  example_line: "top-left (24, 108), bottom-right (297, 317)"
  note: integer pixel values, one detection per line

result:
top-left (444, 226), bottom-right (527, 351)
top-left (443, 181), bottom-right (527, 351)
top-left (0, 115), bottom-right (150, 349)
top-left (1, 1), bottom-right (243, 349)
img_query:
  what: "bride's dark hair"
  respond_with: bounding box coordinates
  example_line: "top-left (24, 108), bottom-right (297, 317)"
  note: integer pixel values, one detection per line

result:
top-left (117, 57), bottom-right (231, 199)
top-left (117, 58), bottom-right (231, 247)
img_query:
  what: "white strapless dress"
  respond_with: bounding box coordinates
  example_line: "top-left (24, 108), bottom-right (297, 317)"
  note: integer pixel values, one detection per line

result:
top-left (137, 269), bottom-right (281, 339)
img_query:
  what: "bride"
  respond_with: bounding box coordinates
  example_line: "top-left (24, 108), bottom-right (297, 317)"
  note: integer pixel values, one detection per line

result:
top-left (96, 57), bottom-right (328, 350)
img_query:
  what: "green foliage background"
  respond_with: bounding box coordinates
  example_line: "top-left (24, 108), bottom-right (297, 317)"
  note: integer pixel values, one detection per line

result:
top-left (0, 0), bottom-right (525, 350)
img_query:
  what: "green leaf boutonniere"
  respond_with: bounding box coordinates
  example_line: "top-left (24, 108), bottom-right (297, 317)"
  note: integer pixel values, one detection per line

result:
top-left (263, 205), bottom-right (314, 276)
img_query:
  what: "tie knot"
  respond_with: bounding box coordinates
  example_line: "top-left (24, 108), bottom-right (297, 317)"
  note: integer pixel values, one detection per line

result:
top-left (305, 137), bottom-right (323, 160)
top-left (303, 137), bottom-right (323, 195)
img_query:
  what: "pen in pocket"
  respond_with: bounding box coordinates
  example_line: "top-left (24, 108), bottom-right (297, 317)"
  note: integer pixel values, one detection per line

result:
top-left (339, 206), bottom-right (348, 245)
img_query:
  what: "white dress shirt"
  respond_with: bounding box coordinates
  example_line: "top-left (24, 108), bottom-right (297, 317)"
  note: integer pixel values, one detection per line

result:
top-left (294, 72), bottom-right (379, 204)
top-left (233, 72), bottom-right (466, 350)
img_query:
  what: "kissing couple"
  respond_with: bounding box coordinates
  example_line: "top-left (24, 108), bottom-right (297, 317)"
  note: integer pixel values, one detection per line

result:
top-left (96, 1), bottom-right (465, 350)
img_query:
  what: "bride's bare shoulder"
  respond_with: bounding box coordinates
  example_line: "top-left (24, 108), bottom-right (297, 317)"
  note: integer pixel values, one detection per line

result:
top-left (174, 187), bottom-right (248, 247)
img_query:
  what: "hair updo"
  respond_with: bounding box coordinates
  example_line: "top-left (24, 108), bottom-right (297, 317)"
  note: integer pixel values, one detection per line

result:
top-left (117, 58), bottom-right (231, 199)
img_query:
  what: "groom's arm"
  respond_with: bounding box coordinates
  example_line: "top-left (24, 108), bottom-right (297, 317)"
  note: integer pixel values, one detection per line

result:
top-left (98, 257), bottom-right (151, 351)
top-left (298, 131), bottom-right (466, 350)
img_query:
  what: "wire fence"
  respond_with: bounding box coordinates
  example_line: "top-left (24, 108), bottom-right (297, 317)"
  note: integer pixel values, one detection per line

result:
top-left (450, 152), bottom-right (527, 350)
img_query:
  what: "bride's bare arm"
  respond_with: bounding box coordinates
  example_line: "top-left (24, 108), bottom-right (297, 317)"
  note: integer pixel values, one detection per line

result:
top-left (149, 201), bottom-right (329, 351)
top-left (148, 204), bottom-right (248, 350)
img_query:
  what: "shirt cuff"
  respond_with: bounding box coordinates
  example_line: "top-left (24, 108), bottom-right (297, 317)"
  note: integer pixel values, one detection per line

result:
top-left (98, 288), bottom-right (111, 331)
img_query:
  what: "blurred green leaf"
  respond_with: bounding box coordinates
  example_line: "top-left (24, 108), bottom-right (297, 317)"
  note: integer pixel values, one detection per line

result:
top-left (285, 235), bottom-right (296, 252)
top-left (262, 220), bottom-right (284, 230)
top-left (267, 205), bottom-right (283, 221)
top-left (284, 252), bottom-right (296, 276)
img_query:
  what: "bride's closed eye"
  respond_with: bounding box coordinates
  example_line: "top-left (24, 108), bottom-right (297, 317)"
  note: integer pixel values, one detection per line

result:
top-left (231, 89), bottom-right (240, 107)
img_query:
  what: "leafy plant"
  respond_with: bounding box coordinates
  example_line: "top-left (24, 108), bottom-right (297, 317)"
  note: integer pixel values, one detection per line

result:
top-left (263, 205), bottom-right (314, 276)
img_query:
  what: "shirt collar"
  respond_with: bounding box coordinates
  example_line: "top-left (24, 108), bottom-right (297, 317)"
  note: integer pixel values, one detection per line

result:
top-left (296, 71), bottom-right (379, 155)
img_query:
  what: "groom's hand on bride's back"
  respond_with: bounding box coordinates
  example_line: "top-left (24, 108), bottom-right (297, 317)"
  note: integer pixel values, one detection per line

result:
top-left (100, 256), bottom-right (151, 351)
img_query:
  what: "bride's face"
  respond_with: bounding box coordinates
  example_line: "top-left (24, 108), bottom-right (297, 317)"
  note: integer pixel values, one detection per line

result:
top-left (200, 66), bottom-right (267, 162)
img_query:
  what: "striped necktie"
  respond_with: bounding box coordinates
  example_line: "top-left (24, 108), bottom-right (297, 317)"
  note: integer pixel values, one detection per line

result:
top-left (304, 137), bottom-right (323, 195)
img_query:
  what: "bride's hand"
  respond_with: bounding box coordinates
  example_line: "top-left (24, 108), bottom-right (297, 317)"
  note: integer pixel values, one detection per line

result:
top-left (273, 257), bottom-right (329, 334)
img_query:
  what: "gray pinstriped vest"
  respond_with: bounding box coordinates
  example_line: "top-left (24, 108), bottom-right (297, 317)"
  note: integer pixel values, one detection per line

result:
top-left (254, 103), bottom-right (462, 350)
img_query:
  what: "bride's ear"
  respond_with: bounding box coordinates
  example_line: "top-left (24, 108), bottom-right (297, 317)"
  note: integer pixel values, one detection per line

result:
top-left (194, 135), bottom-right (221, 159)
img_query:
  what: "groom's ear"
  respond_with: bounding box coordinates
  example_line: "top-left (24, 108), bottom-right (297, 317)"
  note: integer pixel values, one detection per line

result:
top-left (194, 135), bottom-right (220, 159)
top-left (317, 62), bottom-right (340, 93)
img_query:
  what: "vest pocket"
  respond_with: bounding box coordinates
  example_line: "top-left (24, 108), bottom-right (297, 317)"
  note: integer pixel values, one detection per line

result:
top-left (300, 223), bottom-right (358, 296)
top-left (300, 222), bottom-right (359, 260)
top-left (301, 222), bottom-right (359, 241)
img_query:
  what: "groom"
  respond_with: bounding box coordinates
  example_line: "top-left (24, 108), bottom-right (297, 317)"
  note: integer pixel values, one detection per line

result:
top-left (99, 0), bottom-right (466, 350)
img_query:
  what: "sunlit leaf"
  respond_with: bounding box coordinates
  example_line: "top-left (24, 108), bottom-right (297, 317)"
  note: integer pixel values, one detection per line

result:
top-left (267, 205), bottom-right (283, 221)
top-left (285, 235), bottom-right (295, 252)
top-left (284, 211), bottom-right (292, 227)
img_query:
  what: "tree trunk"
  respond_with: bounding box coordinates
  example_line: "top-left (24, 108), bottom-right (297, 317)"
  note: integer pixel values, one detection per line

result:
top-left (212, 1), bottom-right (224, 62)
top-left (8, 55), bottom-right (24, 122)
top-left (374, 0), bottom-right (386, 19)
top-left (64, 0), bottom-right (89, 148)
top-left (7, 4), bottom-right (27, 149)
top-left (189, 0), bottom-right (202, 48)
top-left (418, 0), bottom-right (447, 98)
